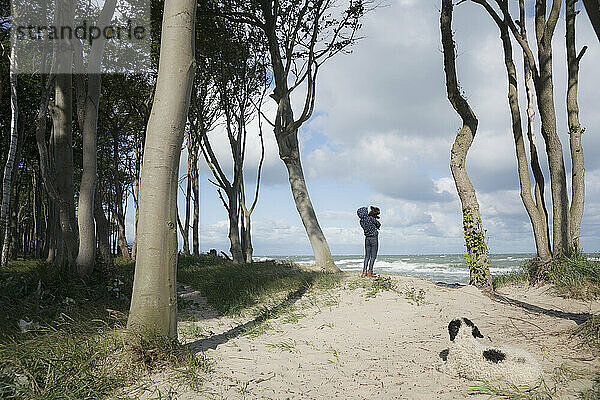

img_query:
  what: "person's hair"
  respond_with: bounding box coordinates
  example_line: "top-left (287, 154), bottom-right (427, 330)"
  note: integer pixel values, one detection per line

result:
top-left (368, 206), bottom-right (380, 219)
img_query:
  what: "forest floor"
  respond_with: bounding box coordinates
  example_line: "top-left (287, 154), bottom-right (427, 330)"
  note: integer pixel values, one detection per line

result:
top-left (133, 271), bottom-right (600, 399)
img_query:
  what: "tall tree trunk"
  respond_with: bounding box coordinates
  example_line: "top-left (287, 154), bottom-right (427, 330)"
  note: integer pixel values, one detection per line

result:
top-left (566, 0), bottom-right (587, 249)
top-left (191, 150), bottom-right (199, 256)
top-left (76, 73), bottom-right (101, 276)
top-left (181, 154), bottom-right (192, 255)
top-left (113, 139), bottom-right (131, 260)
top-left (473, 0), bottom-right (552, 262)
top-left (242, 214), bottom-right (253, 263)
top-left (519, 0), bottom-right (551, 262)
top-left (0, 44), bottom-right (18, 268)
top-left (533, 0), bottom-right (569, 256)
top-left (127, 0), bottom-right (195, 338)
top-left (115, 208), bottom-right (130, 260)
top-left (75, 0), bottom-right (116, 276)
top-left (94, 190), bottom-right (112, 265)
top-left (227, 188), bottom-right (244, 262)
top-left (33, 168), bottom-right (42, 258)
top-left (52, 0), bottom-right (78, 264)
top-left (262, 17), bottom-right (337, 272)
top-left (441, 0), bottom-right (491, 289)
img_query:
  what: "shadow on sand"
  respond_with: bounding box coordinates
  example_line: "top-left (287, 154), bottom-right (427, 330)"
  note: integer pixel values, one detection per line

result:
top-left (185, 282), bottom-right (312, 353)
top-left (489, 292), bottom-right (590, 325)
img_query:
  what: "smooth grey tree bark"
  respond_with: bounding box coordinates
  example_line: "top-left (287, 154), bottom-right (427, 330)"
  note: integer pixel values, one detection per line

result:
top-left (1, 43), bottom-right (18, 268)
top-left (566, 0), bottom-right (587, 249)
top-left (260, 5), bottom-right (337, 272)
top-left (228, 0), bottom-right (366, 272)
top-left (496, 0), bottom-right (569, 257)
top-left (518, 0), bottom-right (551, 262)
top-left (191, 153), bottom-right (200, 256)
top-left (75, 0), bottom-right (116, 276)
top-left (52, 0), bottom-right (78, 263)
top-left (127, 0), bottom-right (195, 338)
top-left (240, 107), bottom-right (266, 263)
top-left (472, 0), bottom-right (552, 263)
top-left (441, 0), bottom-right (491, 289)
top-left (94, 190), bottom-right (112, 265)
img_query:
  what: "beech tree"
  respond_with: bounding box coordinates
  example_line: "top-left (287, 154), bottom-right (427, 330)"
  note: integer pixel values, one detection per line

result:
top-left (127, 0), bottom-right (195, 337)
top-left (73, 0), bottom-right (117, 277)
top-left (478, 0), bottom-right (588, 260)
top-left (441, 0), bottom-right (491, 288)
top-left (471, 0), bottom-right (552, 263)
top-left (492, 0), bottom-right (571, 257)
top-left (198, 18), bottom-right (268, 263)
top-left (220, 0), bottom-right (368, 272)
top-left (566, 0), bottom-right (587, 249)
top-left (52, 0), bottom-right (78, 264)
top-left (0, 26), bottom-right (18, 268)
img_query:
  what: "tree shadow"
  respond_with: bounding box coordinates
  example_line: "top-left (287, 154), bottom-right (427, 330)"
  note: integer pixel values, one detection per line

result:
top-left (489, 292), bottom-right (590, 325)
top-left (186, 280), bottom-right (312, 353)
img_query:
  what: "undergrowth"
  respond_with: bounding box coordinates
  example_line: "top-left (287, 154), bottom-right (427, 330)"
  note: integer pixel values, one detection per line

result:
top-left (177, 255), bottom-right (342, 316)
top-left (470, 379), bottom-right (556, 399)
top-left (0, 258), bottom-right (209, 399)
top-left (493, 253), bottom-right (600, 300)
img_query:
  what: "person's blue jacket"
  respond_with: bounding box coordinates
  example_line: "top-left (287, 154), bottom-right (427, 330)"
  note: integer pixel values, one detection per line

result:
top-left (357, 207), bottom-right (380, 237)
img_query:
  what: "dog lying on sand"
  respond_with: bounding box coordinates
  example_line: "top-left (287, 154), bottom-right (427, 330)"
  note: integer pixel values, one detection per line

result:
top-left (437, 317), bottom-right (543, 387)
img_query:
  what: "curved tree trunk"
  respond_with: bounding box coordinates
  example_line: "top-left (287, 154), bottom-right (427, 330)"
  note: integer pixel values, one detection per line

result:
top-left (441, 0), bottom-right (491, 289)
top-left (566, 0), bottom-right (586, 249)
top-left (283, 154), bottom-right (337, 272)
top-left (261, 11), bottom-right (338, 273)
top-left (127, 0), bottom-right (195, 338)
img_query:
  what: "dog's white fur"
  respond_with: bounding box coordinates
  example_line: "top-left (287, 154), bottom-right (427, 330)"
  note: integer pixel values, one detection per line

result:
top-left (438, 317), bottom-right (543, 386)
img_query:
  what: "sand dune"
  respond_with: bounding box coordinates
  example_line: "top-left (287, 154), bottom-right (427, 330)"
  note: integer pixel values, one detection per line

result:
top-left (137, 275), bottom-right (599, 399)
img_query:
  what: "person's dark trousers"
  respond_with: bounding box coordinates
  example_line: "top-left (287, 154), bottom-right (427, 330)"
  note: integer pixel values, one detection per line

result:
top-left (363, 236), bottom-right (379, 273)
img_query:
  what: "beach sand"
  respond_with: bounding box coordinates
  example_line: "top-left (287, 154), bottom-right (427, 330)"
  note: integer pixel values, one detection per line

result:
top-left (136, 275), bottom-right (600, 399)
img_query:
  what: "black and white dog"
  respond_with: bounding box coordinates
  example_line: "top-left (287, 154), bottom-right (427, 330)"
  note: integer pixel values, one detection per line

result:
top-left (437, 317), bottom-right (542, 386)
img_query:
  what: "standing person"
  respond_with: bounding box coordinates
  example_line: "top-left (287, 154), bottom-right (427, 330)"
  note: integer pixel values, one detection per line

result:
top-left (357, 206), bottom-right (381, 277)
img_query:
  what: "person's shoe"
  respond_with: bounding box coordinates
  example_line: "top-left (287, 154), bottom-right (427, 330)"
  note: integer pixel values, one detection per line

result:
top-left (367, 271), bottom-right (378, 278)
top-left (361, 270), bottom-right (367, 277)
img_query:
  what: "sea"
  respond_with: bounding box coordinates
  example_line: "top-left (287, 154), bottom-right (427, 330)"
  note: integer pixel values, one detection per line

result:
top-left (255, 254), bottom-right (533, 285)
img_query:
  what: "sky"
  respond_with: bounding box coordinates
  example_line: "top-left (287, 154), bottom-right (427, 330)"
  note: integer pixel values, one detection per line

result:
top-left (126, 0), bottom-right (600, 257)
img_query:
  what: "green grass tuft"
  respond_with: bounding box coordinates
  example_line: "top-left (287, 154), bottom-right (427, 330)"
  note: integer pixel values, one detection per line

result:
top-left (177, 255), bottom-right (342, 316)
top-left (347, 275), bottom-right (397, 298)
top-left (493, 254), bottom-right (600, 299)
top-left (470, 379), bottom-right (556, 399)
top-left (574, 314), bottom-right (600, 353)
top-left (0, 258), bottom-right (210, 399)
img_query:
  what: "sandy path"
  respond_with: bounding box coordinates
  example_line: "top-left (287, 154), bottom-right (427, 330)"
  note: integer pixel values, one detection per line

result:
top-left (139, 276), bottom-right (599, 399)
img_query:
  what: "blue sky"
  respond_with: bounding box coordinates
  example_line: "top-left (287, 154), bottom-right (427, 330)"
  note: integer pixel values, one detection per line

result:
top-left (127, 0), bottom-right (600, 256)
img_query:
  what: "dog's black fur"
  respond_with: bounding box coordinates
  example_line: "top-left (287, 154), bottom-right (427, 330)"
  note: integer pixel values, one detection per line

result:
top-left (482, 349), bottom-right (506, 363)
top-left (448, 318), bottom-right (484, 341)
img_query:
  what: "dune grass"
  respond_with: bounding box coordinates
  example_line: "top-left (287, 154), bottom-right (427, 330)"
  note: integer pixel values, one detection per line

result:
top-left (0, 255), bottom-right (344, 398)
top-left (176, 255), bottom-right (342, 316)
top-left (0, 258), bottom-right (209, 399)
top-left (493, 253), bottom-right (600, 300)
